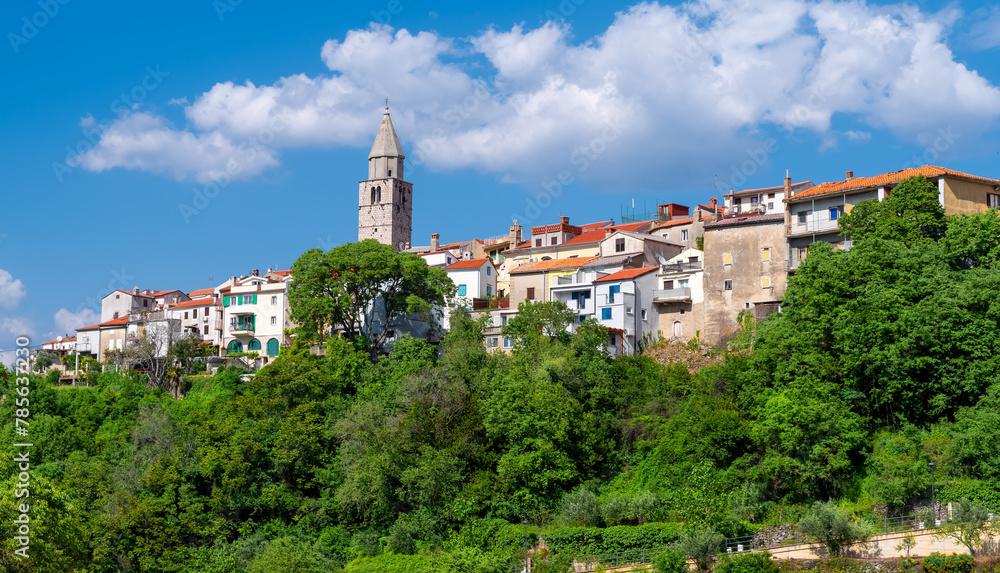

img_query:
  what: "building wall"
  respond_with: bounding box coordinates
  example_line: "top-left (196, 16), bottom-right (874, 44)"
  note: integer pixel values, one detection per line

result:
top-left (358, 177), bottom-right (413, 249)
top-left (98, 326), bottom-right (126, 362)
top-left (656, 249), bottom-right (705, 342)
top-left (101, 292), bottom-right (151, 322)
top-left (221, 286), bottom-right (290, 364)
top-left (703, 220), bottom-right (787, 346)
top-left (75, 329), bottom-right (100, 357)
top-left (943, 177), bottom-right (997, 215)
top-left (509, 273), bottom-right (547, 309)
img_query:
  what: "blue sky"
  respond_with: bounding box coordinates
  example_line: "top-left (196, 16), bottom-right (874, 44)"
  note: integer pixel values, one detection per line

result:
top-left (1, 0), bottom-right (999, 360)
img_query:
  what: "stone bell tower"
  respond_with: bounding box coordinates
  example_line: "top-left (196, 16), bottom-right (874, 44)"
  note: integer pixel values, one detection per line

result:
top-left (358, 101), bottom-right (413, 251)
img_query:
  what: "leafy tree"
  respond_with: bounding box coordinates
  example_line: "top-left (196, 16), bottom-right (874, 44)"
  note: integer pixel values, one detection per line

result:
top-left (289, 239), bottom-right (454, 360)
top-left (675, 526), bottom-right (723, 571)
top-left (33, 350), bottom-right (58, 372)
top-left (557, 487), bottom-right (600, 527)
top-left (840, 175), bottom-right (946, 244)
top-left (797, 501), bottom-right (869, 557)
top-left (715, 552), bottom-right (779, 573)
top-left (247, 536), bottom-right (337, 573)
top-left (502, 300), bottom-right (575, 347)
top-left (169, 334), bottom-right (207, 374)
top-left (934, 499), bottom-right (996, 557)
top-left (652, 548), bottom-right (689, 573)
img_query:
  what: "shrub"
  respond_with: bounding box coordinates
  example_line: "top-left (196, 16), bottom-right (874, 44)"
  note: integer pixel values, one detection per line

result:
top-left (652, 548), bottom-right (689, 573)
top-left (543, 522), bottom-right (683, 556)
top-left (559, 487), bottom-right (601, 527)
top-left (716, 552), bottom-right (779, 573)
top-left (353, 530), bottom-right (382, 558)
top-left (921, 552), bottom-right (974, 573)
top-left (676, 526), bottom-right (723, 571)
top-left (798, 501), bottom-right (869, 557)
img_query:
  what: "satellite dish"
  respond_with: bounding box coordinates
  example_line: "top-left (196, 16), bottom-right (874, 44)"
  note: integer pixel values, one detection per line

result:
top-left (657, 255), bottom-right (669, 266)
top-left (56, 336), bottom-right (63, 342)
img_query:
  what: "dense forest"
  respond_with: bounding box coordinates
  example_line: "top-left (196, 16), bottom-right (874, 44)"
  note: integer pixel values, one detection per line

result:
top-left (3, 176), bottom-right (1000, 572)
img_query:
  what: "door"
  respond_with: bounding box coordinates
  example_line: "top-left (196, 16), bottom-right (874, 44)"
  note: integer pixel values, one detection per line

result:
top-left (673, 321), bottom-right (682, 338)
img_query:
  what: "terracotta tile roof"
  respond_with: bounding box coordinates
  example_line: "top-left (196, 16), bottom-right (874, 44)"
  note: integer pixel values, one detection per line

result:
top-left (445, 258), bottom-right (492, 270)
top-left (188, 287), bottom-right (215, 297)
top-left (170, 298), bottom-right (216, 309)
top-left (651, 216), bottom-right (695, 230)
top-left (76, 323), bottom-right (101, 331)
top-left (698, 204), bottom-right (725, 213)
top-left (151, 290), bottom-right (183, 297)
top-left (788, 165), bottom-right (999, 202)
top-left (704, 213), bottom-right (785, 229)
top-left (270, 270), bottom-right (292, 277)
top-left (43, 338), bottom-right (58, 345)
top-left (595, 266), bottom-right (659, 282)
top-left (560, 221), bottom-right (653, 246)
top-left (511, 256), bottom-right (599, 274)
top-left (580, 220), bottom-right (615, 230)
top-left (113, 289), bottom-right (154, 299)
top-left (99, 315), bottom-right (131, 327)
top-left (417, 249), bottom-right (452, 257)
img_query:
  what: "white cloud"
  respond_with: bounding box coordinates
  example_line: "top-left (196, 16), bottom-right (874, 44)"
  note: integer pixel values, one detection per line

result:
top-left (53, 308), bottom-right (99, 336)
top-left (844, 130), bottom-right (872, 142)
top-left (967, 6), bottom-right (1000, 51)
top-left (0, 269), bottom-right (26, 311)
top-left (75, 1), bottom-right (1000, 188)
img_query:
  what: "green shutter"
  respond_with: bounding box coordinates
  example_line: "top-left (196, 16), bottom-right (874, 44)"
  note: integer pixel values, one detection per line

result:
top-left (223, 296), bottom-right (230, 307)
top-left (252, 294), bottom-right (257, 304)
top-left (250, 315), bottom-right (255, 330)
top-left (237, 296), bottom-right (243, 305)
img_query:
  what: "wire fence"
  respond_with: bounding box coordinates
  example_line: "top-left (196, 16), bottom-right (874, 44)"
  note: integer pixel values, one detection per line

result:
top-left (512, 504), bottom-right (1000, 573)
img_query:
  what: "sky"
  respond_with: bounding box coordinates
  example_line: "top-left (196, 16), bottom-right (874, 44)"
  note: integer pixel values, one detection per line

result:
top-left (1, 0), bottom-right (999, 363)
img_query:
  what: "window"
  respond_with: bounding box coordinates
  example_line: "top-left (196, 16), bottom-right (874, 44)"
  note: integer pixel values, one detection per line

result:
top-left (601, 307), bottom-right (612, 320)
top-left (662, 233), bottom-right (669, 239)
top-left (689, 256), bottom-right (699, 263)
top-left (745, 302), bottom-right (751, 309)
top-left (989, 193), bottom-right (1000, 208)
top-left (641, 309), bottom-right (647, 320)
top-left (487, 337), bottom-right (498, 348)
top-left (193, 309), bottom-right (198, 318)
top-left (663, 280), bottom-right (674, 290)
top-left (267, 338), bottom-right (280, 356)
top-left (370, 188), bottom-right (376, 204)
top-left (486, 267), bottom-right (491, 275)
top-left (503, 337), bottom-right (512, 348)
top-left (723, 279), bottom-right (733, 291)
top-left (113, 311), bottom-right (119, 319)
top-left (751, 197), bottom-right (759, 207)
top-left (761, 276), bottom-right (771, 288)
top-left (535, 238), bottom-right (542, 247)
top-left (184, 312), bottom-right (189, 319)
top-left (502, 315), bottom-right (508, 326)
top-left (143, 300), bottom-right (149, 307)
top-left (798, 210), bottom-right (810, 224)
top-left (625, 306), bottom-right (634, 315)
top-left (609, 284), bottom-right (620, 302)
top-left (271, 296), bottom-right (277, 304)
top-left (768, 202), bottom-right (774, 211)
top-left (723, 252), bottom-right (732, 265)
top-left (526, 287), bottom-right (535, 300)
top-left (486, 285), bottom-right (492, 296)
top-left (761, 248), bottom-right (771, 261)
top-left (681, 230), bottom-right (689, 241)
top-left (797, 246), bottom-right (809, 262)
top-left (271, 316), bottom-right (277, 325)
top-left (768, 192), bottom-right (775, 199)
top-left (227, 340), bottom-right (243, 354)
top-left (615, 238), bottom-right (625, 252)
top-left (248, 338), bottom-right (262, 351)
top-left (116, 294), bottom-right (120, 299)
top-left (830, 205), bottom-right (843, 220)
top-left (673, 321), bottom-right (682, 337)
top-left (204, 325), bottom-right (209, 335)
top-left (679, 279), bottom-right (689, 288)
top-left (571, 291), bottom-right (590, 309)
top-left (457, 285), bottom-right (467, 297)
top-left (551, 237), bottom-right (558, 245)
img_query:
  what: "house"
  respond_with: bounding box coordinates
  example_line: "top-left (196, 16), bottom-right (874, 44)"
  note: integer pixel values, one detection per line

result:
top-left (648, 201), bottom-right (724, 251)
top-left (596, 229), bottom-right (684, 265)
top-left (785, 165), bottom-right (1000, 268)
top-left (151, 290), bottom-right (190, 306)
top-left (220, 271), bottom-right (293, 369)
top-left (167, 297), bottom-right (221, 346)
top-left (724, 173), bottom-right (813, 215)
top-left (594, 267), bottom-right (661, 355)
top-left (75, 324), bottom-right (100, 359)
top-left (653, 248), bottom-right (705, 342)
top-left (503, 217), bottom-right (648, 266)
top-left (702, 213), bottom-right (787, 345)
top-left (95, 314), bottom-right (131, 362)
top-left (101, 288), bottom-right (156, 322)
top-left (446, 258), bottom-right (497, 304)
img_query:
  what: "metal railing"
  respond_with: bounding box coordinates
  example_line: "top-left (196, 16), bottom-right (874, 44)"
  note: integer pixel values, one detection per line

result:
top-left (660, 261), bottom-right (702, 273)
top-left (513, 505), bottom-right (1000, 573)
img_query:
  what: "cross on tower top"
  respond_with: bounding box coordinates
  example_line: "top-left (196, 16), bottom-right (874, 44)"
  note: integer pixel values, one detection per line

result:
top-left (385, 97), bottom-right (389, 111)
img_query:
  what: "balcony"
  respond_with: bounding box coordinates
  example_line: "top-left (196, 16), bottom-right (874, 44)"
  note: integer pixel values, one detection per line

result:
top-left (660, 261), bottom-right (702, 274)
top-left (653, 288), bottom-right (692, 303)
top-left (229, 320), bottom-right (255, 335)
top-left (472, 298), bottom-right (510, 311)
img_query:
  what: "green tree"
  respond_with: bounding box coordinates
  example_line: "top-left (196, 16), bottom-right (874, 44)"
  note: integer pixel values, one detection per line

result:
top-left (652, 549), bottom-right (689, 573)
top-left (169, 334), bottom-right (207, 373)
top-left (289, 239), bottom-right (454, 360)
top-left (247, 536), bottom-right (337, 573)
top-left (502, 300), bottom-right (575, 347)
top-left (840, 175), bottom-right (946, 244)
top-left (33, 350), bottom-right (58, 372)
top-left (797, 501), bottom-right (869, 557)
top-left (934, 499), bottom-right (995, 557)
top-left (675, 526), bottom-right (723, 571)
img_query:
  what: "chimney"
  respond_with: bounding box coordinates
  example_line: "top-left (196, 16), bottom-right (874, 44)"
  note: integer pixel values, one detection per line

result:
top-left (560, 216), bottom-right (569, 225)
top-left (509, 219), bottom-right (522, 247)
top-left (133, 286), bottom-right (140, 294)
top-left (252, 269), bottom-right (259, 277)
top-left (267, 268), bottom-right (272, 273)
top-left (846, 171), bottom-right (854, 181)
top-left (784, 169), bottom-right (792, 196)
top-left (430, 233), bottom-right (440, 252)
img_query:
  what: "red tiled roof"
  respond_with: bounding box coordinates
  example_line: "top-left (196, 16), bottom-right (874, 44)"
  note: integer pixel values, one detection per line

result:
top-left (418, 249), bottom-right (452, 257)
top-left (77, 323), bottom-right (101, 331)
top-left (43, 338), bottom-right (58, 345)
top-left (651, 216), bottom-right (695, 230)
top-left (704, 213), bottom-right (785, 229)
top-left (788, 165), bottom-right (999, 202)
top-left (560, 221), bottom-right (652, 246)
top-left (270, 270), bottom-right (292, 277)
top-left (151, 290), bottom-right (183, 297)
top-left (595, 266), bottom-right (659, 282)
top-left (445, 258), bottom-right (491, 270)
top-left (580, 220), bottom-right (615, 230)
top-left (730, 181), bottom-right (813, 197)
top-left (697, 204), bottom-right (725, 213)
top-left (170, 298), bottom-right (216, 309)
top-left (113, 289), bottom-right (153, 299)
top-left (511, 256), bottom-right (599, 274)
top-left (99, 315), bottom-right (130, 327)
top-left (189, 287), bottom-right (215, 297)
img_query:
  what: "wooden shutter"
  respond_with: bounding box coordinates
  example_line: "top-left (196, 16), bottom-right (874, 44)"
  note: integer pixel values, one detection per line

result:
top-left (223, 296), bottom-right (230, 307)
top-left (252, 294), bottom-right (258, 304)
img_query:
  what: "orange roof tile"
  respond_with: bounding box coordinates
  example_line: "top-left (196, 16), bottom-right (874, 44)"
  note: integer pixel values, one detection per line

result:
top-left (189, 287), bottom-right (215, 297)
top-left (580, 220), bottom-right (615, 230)
top-left (99, 315), bottom-right (130, 327)
top-left (445, 258), bottom-right (492, 270)
top-left (595, 266), bottom-right (659, 282)
top-left (651, 216), bottom-right (695, 230)
top-left (77, 323), bottom-right (101, 331)
top-left (511, 256), bottom-right (599, 274)
top-left (170, 298), bottom-right (216, 309)
top-left (788, 165), bottom-right (999, 202)
top-left (151, 290), bottom-right (183, 297)
top-left (270, 270), bottom-right (292, 277)
top-left (560, 221), bottom-right (652, 246)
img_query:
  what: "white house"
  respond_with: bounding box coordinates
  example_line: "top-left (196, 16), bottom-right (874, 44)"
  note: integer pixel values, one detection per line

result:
top-left (594, 266), bottom-right (660, 356)
top-left (167, 297), bottom-right (221, 346)
top-left (220, 272), bottom-right (293, 369)
top-left (653, 248), bottom-right (705, 341)
top-left (101, 288), bottom-right (156, 322)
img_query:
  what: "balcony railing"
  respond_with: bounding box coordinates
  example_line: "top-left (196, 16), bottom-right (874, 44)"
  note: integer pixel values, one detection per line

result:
top-left (229, 322), bottom-right (255, 334)
top-left (472, 298), bottom-right (510, 311)
top-left (660, 261), bottom-right (702, 273)
top-left (652, 288), bottom-right (692, 303)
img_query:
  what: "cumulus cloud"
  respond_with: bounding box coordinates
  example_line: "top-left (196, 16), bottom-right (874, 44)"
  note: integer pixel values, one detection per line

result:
top-left (76, 1), bottom-right (1000, 188)
top-left (53, 308), bottom-right (100, 335)
top-left (0, 269), bottom-right (26, 311)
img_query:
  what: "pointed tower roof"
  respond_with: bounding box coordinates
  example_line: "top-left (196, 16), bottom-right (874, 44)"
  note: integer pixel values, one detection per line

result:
top-left (368, 104), bottom-right (405, 160)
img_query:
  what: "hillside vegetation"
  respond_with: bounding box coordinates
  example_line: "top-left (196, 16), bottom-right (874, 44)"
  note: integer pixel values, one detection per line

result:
top-left (4, 176), bottom-right (1000, 572)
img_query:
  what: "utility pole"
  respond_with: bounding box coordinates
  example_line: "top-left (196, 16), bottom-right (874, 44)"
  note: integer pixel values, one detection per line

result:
top-left (929, 461), bottom-right (937, 524)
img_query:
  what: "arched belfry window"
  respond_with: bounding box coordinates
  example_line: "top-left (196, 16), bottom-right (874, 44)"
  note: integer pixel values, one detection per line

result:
top-left (370, 187), bottom-right (376, 204)
top-left (376, 186), bottom-right (382, 203)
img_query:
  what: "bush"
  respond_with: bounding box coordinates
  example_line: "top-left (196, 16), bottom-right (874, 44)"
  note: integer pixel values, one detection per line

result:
top-left (353, 530), bottom-right (382, 558)
top-left (652, 548), bottom-right (688, 573)
top-left (798, 501), bottom-right (869, 557)
top-left (559, 487), bottom-right (601, 527)
top-left (921, 552), bottom-right (974, 573)
top-left (716, 552), bottom-right (779, 573)
top-left (543, 522), bottom-right (683, 556)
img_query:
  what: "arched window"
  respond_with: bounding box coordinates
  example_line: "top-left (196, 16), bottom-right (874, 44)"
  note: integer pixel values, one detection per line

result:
top-left (376, 186), bottom-right (382, 203)
top-left (370, 187), bottom-right (376, 204)
top-left (227, 340), bottom-right (243, 354)
top-left (673, 321), bottom-right (682, 338)
top-left (247, 338), bottom-right (261, 351)
top-left (267, 338), bottom-right (280, 357)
